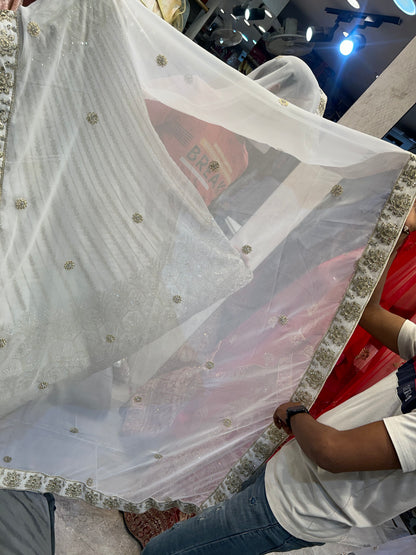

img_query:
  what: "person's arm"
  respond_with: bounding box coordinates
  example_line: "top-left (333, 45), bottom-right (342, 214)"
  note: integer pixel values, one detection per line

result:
top-left (359, 203), bottom-right (416, 355)
top-left (273, 401), bottom-right (400, 473)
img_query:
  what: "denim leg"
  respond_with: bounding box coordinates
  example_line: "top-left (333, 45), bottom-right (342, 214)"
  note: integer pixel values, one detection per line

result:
top-left (143, 469), bottom-right (322, 555)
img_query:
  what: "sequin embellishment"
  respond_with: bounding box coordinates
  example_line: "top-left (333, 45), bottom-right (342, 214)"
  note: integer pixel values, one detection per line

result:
top-left (15, 198), bottom-right (28, 210)
top-left (172, 295), bottom-right (182, 304)
top-left (70, 427), bottom-right (79, 434)
top-left (156, 54), bottom-right (167, 67)
top-left (242, 245), bottom-right (252, 254)
top-left (0, 28), bottom-right (17, 57)
top-left (0, 338), bottom-right (7, 348)
top-left (86, 478), bottom-right (94, 487)
top-left (64, 261), bottom-right (75, 270)
top-left (86, 112), bottom-right (99, 125)
top-left (106, 334), bottom-right (116, 343)
top-left (279, 98), bottom-right (289, 106)
top-left (132, 213), bottom-right (143, 223)
top-left (205, 361), bottom-right (214, 370)
top-left (38, 382), bottom-right (48, 390)
top-left (278, 315), bottom-right (288, 326)
top-left (27, 22), bottom-right (40, 37)
top-left (223, 418), bottom-right (232, 428)
top-left (331, 184), bottom-right (343, 197)
top-left (209, 161), bottom-right (220, 173)
top-left (154, 453), bottom-right (163, 460)
top-left (3, 456), bottom-right (11, 463)
top-left (134, 395), bottom-right (142, 403)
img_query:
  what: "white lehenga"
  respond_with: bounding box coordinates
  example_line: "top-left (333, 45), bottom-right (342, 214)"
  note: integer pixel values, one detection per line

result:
top-left (0, 0), bottom-right (415, 525)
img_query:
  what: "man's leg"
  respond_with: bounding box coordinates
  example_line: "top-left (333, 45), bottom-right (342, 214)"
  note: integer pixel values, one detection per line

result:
top-left (142, 469), bottom-right (322, 555)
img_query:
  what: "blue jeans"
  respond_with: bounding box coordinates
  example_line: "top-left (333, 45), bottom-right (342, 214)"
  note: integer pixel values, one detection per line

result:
top-left (142, 469), bottom-right (323, 554)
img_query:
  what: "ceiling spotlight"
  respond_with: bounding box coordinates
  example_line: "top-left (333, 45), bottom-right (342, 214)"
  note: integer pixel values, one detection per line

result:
top-left (306, 25), bottom-right (338, 42)
top-left (232, 6), bottom-right (246, 17)
top-left (244, 8), bottom-right (266, 20)
top-left (392, 0), bottom-right (416, 15)
top-left (339, 33), bottom-right (366, 55)
top-left (347, 0), bottom-right (360, 8)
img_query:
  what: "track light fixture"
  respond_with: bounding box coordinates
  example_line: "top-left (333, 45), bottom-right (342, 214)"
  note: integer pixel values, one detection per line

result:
top-left (244, 7), bottom-right (266, 20)
top-left (306, 7), bottom-right (402, 52)
top-left (339, 32), bottom-right (366, 55)
top-left (232, 6), bottom-right (246, 17)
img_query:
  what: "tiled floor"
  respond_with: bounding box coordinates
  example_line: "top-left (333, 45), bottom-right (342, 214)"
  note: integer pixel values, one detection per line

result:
top-left (55, 496), bottom-right (141, 555)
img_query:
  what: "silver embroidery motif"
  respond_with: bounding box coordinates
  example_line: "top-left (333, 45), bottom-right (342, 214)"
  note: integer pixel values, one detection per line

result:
top-left (25, 475), bottom-right (42, 490)
top-left (15, 197), bottom-right (28, 210)
top-left (209, 161), bottom-right (220, 173)
top-left (85, 491), bottom-right (100, 506)
top-left (103, 497), bottom-right (120, 509)
top-left (45, 478), bottom-right (64, 493)
top-left (351, 276), bottom-right (374, 297)
top-left (375, 222), bottom-right (400, 244)
top-left (305, 369), bottom-right (325, 389)
top-left (3, 471), bottom-right (21, 488)
top-left (156, 54), bottom-right (167, 67)
top-left (0, 10), bottom-right (16, 202)
top-left (331, 184), bottom-right (343, 197)
top-left (27, 21), bottom-right (40, 37)
top-left (361, 249), bottom-right (387, 272)
top-left (65, 483), bottom-right (82, 498)
top-left (328, 325), bottom-right (349, 347)
top-left (132, 212), bottom-right (143, 223)
top-left (86, 112), bottom-right (99, 125)
top-left (340, 301), bottom-right (361, 322)
top-left (0, 28), bottom-right (16, 57)
top-left (389, 193), bottom-right (412, 217)
top-left (293, 389), bottom-right (313, 406)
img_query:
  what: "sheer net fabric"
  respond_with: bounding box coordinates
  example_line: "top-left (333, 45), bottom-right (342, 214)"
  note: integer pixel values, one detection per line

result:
top-left (0, 0), bottom-right (415, 515)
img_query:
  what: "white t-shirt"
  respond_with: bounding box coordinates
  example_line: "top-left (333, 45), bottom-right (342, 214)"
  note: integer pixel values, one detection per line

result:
top-left (265, 319), bottom-right (416, 544)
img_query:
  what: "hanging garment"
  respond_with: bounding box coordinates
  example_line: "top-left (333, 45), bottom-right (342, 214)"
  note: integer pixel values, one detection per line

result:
top-left (0, 0), bottom-right (415, 517)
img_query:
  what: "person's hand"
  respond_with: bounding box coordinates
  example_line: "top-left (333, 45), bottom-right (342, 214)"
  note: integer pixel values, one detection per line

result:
top-left (273, 401), bottom-right (304, 435)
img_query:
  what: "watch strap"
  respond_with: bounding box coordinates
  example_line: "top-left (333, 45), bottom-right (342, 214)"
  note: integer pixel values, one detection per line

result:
top-left (286, 405), bottom-right (309, 429)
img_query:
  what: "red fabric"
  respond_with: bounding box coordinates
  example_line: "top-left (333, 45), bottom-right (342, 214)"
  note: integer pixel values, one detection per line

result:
top-left (146, 100), bottom-right (249, 206)
top-left (311, 235), bottom-right (416, 418)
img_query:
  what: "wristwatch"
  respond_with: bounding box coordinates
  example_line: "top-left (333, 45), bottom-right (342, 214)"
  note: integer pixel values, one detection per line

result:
top-left (286, 405), bottom-right (309, 430)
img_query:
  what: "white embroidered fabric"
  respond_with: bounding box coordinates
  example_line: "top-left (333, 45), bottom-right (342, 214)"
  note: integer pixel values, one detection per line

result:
top-left (0, 0), bottom-right (414, 514)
